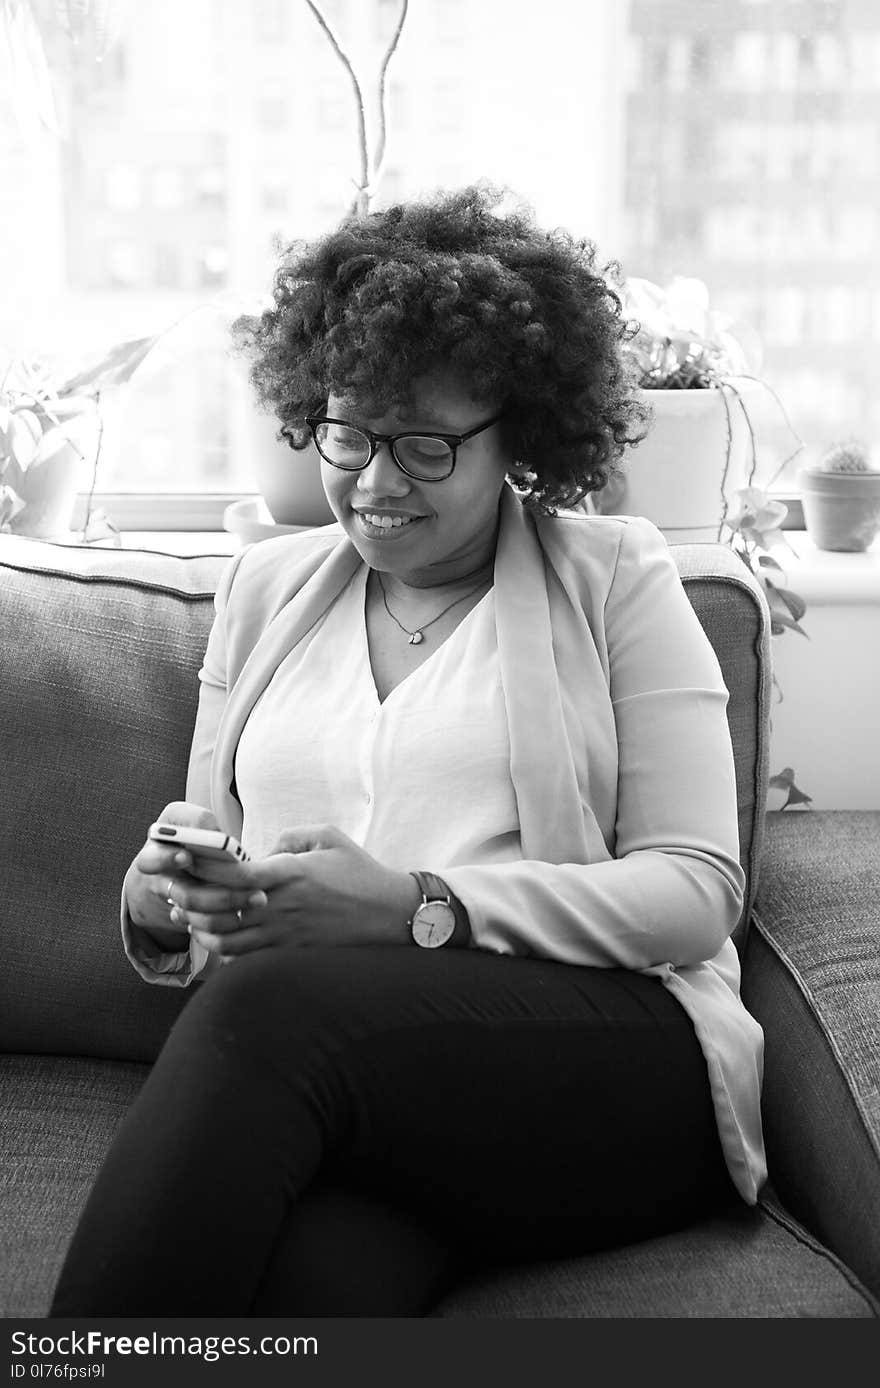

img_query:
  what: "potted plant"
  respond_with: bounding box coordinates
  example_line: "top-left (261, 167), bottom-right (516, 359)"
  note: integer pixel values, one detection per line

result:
top-left (588, 275), bottom-right (799, 544)
top-left (798, 439), bottom-right (880, 552)
top-left (0, 336), bottom-right (157, 543)
top-left (722, 484), bottom-right (812, 810)
top-left (0, 356), bottom-right (98, 540)
top-left (230, 0), bottom-right (410, 533)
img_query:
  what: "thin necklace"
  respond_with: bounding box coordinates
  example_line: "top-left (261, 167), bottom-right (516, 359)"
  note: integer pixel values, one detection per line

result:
top-left (376, 569), bottom-right (492, 645)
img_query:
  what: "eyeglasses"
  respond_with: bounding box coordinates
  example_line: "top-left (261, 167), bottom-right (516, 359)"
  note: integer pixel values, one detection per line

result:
top-left (300, 412), bottom-right (503, 482)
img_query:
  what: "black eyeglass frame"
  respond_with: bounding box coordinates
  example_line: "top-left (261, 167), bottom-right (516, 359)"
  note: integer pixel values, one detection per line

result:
top-left (300, 412), bottom-right (504, 481)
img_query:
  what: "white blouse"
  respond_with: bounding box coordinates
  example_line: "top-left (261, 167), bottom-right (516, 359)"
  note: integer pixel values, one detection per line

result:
top-left (235, 567), bottom-right (521, 874)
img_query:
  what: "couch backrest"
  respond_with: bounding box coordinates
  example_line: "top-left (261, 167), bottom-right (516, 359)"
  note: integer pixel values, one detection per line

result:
top-left (0, 538), bottom-right (226, 1063)
top-left (0, 531), bottom-right (771, 1065)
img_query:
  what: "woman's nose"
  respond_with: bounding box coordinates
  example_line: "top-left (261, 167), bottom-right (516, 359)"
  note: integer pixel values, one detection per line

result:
top-left (356, 441), bottom-right (410, 495)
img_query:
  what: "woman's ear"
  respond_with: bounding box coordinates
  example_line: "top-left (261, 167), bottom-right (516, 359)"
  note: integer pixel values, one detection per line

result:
top-left (506, 462), bottom-right (536, 486)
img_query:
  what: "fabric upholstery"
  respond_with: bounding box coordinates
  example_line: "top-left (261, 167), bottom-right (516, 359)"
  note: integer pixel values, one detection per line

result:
top-left (2, 1055), bottom-right (876, 1320)
top-left (743, 810), bottom-right (880, 1301)
top-left (0, 1054), bottom-right (148, 1317)
top-left (0, 538), bottom-right (227, 1061)
top-left (433, 1189), bottom-right (878, 1318)
top-left (671, 542), bottom-right (772, 952)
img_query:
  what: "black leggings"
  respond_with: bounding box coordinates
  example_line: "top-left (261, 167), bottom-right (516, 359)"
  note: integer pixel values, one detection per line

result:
top-left (51, 945), bottom-right (736, 1316)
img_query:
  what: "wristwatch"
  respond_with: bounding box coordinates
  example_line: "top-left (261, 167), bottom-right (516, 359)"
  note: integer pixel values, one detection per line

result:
top-left (408, 870), bottom-right (469, 949)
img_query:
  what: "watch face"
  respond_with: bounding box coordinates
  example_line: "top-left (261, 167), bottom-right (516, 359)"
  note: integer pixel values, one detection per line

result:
top-left (411, 900), bottom-right (456, 948)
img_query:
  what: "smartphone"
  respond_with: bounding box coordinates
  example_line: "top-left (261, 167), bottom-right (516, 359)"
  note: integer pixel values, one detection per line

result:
top-left (148, 822), bottom-right (251, 863)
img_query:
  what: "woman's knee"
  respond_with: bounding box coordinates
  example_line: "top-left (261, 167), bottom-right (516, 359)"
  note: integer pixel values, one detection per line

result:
top-left (167, 946), bottom-right (354, 1070)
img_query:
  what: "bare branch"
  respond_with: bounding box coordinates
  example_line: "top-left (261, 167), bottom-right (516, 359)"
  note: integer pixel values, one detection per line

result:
top-left (303, 0), bottom-right (369, 196)
top-left (373, 0), bottom-right (409, 177)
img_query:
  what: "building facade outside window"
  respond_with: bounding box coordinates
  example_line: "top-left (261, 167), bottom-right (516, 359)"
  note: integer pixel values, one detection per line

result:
top-left (1, 0), bottom-right (877, 523)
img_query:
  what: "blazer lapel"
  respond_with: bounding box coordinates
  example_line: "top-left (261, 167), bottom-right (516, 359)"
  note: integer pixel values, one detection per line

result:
top-left (494, 486), bottom-right (592, 864)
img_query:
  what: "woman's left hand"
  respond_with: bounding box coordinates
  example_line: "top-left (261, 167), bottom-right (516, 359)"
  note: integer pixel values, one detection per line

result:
top-left (186, 825), bottom-right (421, 958)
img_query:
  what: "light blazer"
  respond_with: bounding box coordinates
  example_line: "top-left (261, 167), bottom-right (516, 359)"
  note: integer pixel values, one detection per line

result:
top-left (127, 484), bottom-right (767, 1203)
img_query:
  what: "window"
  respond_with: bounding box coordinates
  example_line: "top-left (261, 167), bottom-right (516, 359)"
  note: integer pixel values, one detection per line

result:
top-left (155, 243), bottom-right (181, 289)
top-left (732, 33), bottom-right (768, 90)
top-left (106, 165), bottom-right (141, 211)
top-left (107, 242), bottom-right (140, 288)
top-left (665, 36), bottom-right (690, 92)
top-left (316, 88), bottom-right (347, 133)
top-left (196, 167), bottom-right (226, 209)
top-left (152, 167), bottom-right (184, 210)
top-left (261, 172), bottom-right (288, 213)
top-left (198, 246), bottom-right (228, 289)
top-left (765, 288), bottom-right (805, 347)
top-left (689, 36), bottom-right (712, 84)
top-left (255, 0), bottom-right (288, 43)
top-left (257, 88), bottom-right (288, 130)
top-left (1, 0), bottom-right (878, 521)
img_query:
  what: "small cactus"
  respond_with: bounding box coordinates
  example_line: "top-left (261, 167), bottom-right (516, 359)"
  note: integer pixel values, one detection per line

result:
top-left (819, 438), bottom-right (873, 473)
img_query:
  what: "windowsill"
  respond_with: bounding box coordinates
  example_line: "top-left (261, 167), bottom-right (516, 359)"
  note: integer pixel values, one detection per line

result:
top-left (113, 527), bottom-right (880, 603)
top-left (766, 529), bottom-right (880, 605)
top-left (117, 531), bottom-right (240, 556)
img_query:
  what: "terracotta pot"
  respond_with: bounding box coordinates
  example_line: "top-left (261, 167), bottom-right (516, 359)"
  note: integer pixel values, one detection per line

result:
top-left (798, 467), bottom-right (880, 552)
top-left (587, 386), bottom-right (755, 543)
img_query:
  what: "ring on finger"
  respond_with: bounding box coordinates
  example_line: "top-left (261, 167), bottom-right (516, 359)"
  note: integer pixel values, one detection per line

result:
top-left (166, 877), bottom-right (176, 908)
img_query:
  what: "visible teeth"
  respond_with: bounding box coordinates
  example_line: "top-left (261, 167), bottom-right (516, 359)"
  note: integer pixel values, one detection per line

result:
top-left (361, 513), bottom-right (416, 529)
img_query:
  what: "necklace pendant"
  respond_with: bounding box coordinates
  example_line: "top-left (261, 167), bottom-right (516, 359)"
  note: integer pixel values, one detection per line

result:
top-left (408, 631), bottom-right (424, 645)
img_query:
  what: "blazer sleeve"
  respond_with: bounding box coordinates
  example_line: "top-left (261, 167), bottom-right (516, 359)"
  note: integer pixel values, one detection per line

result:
top-left (120, 549), bottom-right (249, 987)
top-left (442, 518), bottom-right (746, 969)
top-left (185, 546), bottom-right (252, 808)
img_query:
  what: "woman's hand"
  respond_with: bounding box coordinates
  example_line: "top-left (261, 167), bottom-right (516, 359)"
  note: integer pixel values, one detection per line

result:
top-left (183, 825), bottom-right (421, 959)
top-left (126, 801), bottom-right (266, 948)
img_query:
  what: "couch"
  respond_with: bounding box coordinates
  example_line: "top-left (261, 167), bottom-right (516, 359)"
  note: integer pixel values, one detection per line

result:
top-left (1, 529), bottom-right (878, 1319)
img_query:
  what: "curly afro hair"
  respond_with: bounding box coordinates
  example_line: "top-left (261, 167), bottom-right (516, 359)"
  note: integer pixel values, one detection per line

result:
top-left (232, 183), bottom-right (649, 513)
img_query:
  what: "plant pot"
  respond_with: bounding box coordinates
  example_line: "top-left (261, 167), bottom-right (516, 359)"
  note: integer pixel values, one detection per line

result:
top-left (798, 467), bottom-right (880, 552)
top-left (587, 386), bottom-right (755, 543)
top-left (247, 412), bottom-right (335, 527)
top-left (228, 341), bottom-right (335, 527)
top-left (222, 496), bottom-right (312, 546)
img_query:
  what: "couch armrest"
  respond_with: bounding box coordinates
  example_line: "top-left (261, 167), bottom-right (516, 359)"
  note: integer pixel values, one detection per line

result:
top-left (741, 810), bottom-right (880, 1299)
top-left (672, 541), bottom-right (772, 955)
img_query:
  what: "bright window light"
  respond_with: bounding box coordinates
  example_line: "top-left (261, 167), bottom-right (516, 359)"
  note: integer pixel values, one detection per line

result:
top-left (1, 0), bottom-right (878, 524)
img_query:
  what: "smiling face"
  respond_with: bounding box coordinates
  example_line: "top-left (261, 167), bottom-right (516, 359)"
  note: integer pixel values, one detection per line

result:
top-left (320, 376), bottom-right (514, 589)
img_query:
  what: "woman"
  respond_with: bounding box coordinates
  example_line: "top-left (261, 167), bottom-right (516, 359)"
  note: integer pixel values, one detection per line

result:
top-left (51, 185), bottom-right (766, 1316)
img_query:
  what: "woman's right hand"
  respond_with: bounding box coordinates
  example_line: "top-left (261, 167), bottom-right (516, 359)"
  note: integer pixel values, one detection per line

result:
top-left (125, 801), bottom-right (220, 946)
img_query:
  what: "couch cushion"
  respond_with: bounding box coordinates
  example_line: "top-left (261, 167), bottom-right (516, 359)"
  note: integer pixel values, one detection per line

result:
top-left (0, 1053), bottom-right (149, 1317)
top-left (0, 537), bottom-right (228, 1061)
top-left (433, 1192), bottom-right (878, 1318)
top-left (743, 809), bottom-right (880, 1305)
top-left (3, 1055), bottom-right (875, 1320)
